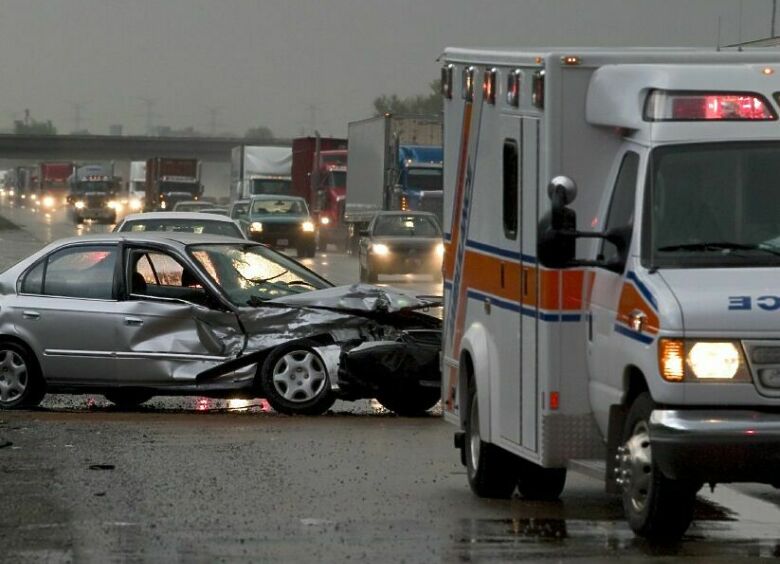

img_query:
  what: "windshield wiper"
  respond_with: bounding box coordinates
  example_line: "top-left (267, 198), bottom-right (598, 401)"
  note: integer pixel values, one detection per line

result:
top-left (657, 242), bottom-right (780, 257)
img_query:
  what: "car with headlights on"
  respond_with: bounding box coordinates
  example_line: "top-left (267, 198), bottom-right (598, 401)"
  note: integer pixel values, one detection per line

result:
top-left (246, 195), bottom-right (317, 258)
top-left (172, 200), bottom-right (218, 213)
top-left (358, 212), bottom-right (444, 282)
top-left (114, 212), bottom-right (247, 239)
top-left (0, 233), bottom-right (441, 416)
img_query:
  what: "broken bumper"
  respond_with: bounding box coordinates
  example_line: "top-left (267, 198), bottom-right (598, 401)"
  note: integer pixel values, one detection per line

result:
top-left (649, 409), bottom-right (780, 485)
top-left (337, 330), bottom-right (441, 397)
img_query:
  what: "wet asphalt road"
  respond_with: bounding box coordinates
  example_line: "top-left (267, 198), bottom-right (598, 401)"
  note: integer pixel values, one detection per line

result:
top-left (2, 196), bottom-right (780, 562)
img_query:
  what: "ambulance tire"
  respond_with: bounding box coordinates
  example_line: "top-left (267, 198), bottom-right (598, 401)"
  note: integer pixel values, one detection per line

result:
top-left (620, 393), bottom-right (698, 540)
top-left (516, 463), bottom-right (567, 501)
top-left (465, 387), bottom-right (519, 499)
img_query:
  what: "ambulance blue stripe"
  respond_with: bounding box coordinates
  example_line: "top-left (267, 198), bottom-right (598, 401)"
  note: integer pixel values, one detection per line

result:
top-left (464, 239), bottom-right (537, 264)
top-left (614, 324), bottom-right (654, 345)
top-left (465, 288), bottom-right (581, 322)
top-left (626, 271), bottom-right (658, 311)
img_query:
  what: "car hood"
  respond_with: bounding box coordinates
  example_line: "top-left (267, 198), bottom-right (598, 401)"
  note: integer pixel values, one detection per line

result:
top-left (370, 236), bottom-right (440, 249)
top-left (269, 283), bottom-right (440, 313)
top-left (248, 215), bottom-right (309, 224)
top-left (659, 268), bottom-right (780, 335)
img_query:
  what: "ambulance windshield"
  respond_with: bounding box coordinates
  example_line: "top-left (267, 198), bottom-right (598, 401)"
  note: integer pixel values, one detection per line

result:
top-left (645, 142), bottom-right (780, 268)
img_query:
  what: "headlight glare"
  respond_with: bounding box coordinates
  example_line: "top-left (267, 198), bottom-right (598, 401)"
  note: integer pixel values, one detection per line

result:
top-left (320, 216), bottom-right (330, 225)
top-left (371, 243), bottom-right (390, 256)
top-left (250, 221), bottom-right (263, 232)
top-left (42, 196), bottom-right (55, 208)
top-left (74, 201), bottom-right (85, 209)
top-left (302, 221), bottom-right (315, 232)
top-left (688, 342), bottom-right (740, 380)
top-left (436, 243), bottom-right (445, 258)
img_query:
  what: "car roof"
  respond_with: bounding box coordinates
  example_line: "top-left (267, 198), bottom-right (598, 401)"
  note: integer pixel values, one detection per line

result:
top-left (48, 231), bottom-right (253, 248)
top-left (120, 212), bottom-right (237, 222)
top-left (249, 195), bottom-right (305, 202)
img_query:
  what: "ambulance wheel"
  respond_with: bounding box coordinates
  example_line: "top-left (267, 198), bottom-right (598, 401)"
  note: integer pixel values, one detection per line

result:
top-left (465, 387), bottom-right (518, 498)
top-left (618, 393), bottom-right (698, 540)
top-left (516, 462), bottom-right (566, 501)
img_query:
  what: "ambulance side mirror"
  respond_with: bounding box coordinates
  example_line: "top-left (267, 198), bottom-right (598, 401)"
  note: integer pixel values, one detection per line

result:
top-left (538, 176), bottom-right (578, 268)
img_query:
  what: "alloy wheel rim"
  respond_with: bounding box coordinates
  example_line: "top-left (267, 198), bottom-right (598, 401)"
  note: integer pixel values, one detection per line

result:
top-left (618, 420), bottom-right (653, 513)
top-left (469, 394), bottom-right (481, 467)
top-left (0, 350), bottom-right (28, 404)
top-left (272, 350), bottom-right (327, 403)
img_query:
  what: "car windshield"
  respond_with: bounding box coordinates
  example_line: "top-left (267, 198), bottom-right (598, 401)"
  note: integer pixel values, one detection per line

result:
top-left (189, 243), bottom-right (330, 305)
top-left (645, 142), bottom-right (780, 268)
top-left (174, 202), bottom-right (211, 211)
top-left (373, 215), bottom-right (440, 237)
top-left (161, 182), bottom-right (200, 195)
top-left (406, 168), bottom-right (442, 191)
top-left (325, 170), bottom-right (346, 188)
top-left (251, 198), bottom-right (307, 215)
top-left (72, 181), bottom-right (112, 193)
top-left (120, 219), bottom-right (243, 238)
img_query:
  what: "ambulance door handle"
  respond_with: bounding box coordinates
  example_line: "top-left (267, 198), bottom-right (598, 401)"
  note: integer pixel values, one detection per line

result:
top-left (500, 263), bottom-right (505, 289)
top-left (522, 270), bottom-right (529, 296)
top-left (483, 297), bottom-right (491, 315)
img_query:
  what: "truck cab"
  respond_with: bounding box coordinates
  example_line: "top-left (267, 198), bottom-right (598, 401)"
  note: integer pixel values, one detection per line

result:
top-left (441, 47), bottom-right (780, 540)
top-left (314, 150), bottom-right (348, 251)
top-left (393, 145), bottom-right (443, 219)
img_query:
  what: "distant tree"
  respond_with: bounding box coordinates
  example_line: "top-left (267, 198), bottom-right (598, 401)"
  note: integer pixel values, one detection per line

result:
top-left (245, 126), bottom-right (274, 139)
top-left (14, 119), bottom-right (57, 135)
top-left (373, 79), bottom-right (442, 116)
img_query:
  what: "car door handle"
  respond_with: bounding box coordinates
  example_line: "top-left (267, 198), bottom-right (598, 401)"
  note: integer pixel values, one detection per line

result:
top-left (22, 310), bottom-right (40, 320)
top-left (124, 317), bottom-right (144, 327)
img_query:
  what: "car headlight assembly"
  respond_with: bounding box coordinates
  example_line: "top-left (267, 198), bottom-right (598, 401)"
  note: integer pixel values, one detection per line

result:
top-left (250, 221), bottom-right (263, 233)
top-left (658, 339), bottom-right (750, 382)
top-left (42, 196), bottom-right (55, 208)
top-left (371, 243), bottom-right (390, 256)
top-left (302, 221), bottom-right (315, 232)
top-left (75, 201), bottom-right (86, 209)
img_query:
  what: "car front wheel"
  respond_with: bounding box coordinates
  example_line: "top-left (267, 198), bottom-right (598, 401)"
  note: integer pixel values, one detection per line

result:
top-left (260, 340), bottom-right (336, 415)
top-left (0, 341), bottom-right (45, 409)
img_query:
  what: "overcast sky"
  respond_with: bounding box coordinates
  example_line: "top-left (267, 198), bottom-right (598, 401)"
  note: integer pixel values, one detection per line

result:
top-left (0, 0), bottom-right (772, 137)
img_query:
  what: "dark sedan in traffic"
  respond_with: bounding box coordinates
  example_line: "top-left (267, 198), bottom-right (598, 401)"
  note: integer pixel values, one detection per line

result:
top-left (358, 212), bottom-right (444, 282)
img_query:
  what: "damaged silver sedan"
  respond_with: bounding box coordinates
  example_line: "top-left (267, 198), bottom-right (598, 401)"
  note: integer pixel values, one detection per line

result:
top-left (0, 233), bottom-right (441, 415)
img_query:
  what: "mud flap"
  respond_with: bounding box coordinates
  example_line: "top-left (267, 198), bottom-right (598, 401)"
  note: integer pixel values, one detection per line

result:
top-left (605, 403), bottom-right (628, 494)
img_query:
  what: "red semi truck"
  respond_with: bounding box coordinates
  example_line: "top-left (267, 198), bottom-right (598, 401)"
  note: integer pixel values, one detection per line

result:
top-left (36, 162), bottom-right (74, 210)
top-left (144, 158), bottom-right (203, 211)
top-left (291, 136), bottom-right (348, 251)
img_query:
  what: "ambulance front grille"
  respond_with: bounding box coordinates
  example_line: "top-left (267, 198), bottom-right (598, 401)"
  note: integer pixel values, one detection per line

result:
top-left (743, 340), bottom-right (780, 394)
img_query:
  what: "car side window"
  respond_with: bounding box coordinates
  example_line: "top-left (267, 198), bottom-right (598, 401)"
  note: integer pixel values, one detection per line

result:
top-left (20, 261), bottom-right (44, 294)
top-left (41, 246), bottom-right (117, 299)
top-left (129, 250), bottom-right (209, 306)
top-left (601, 152), bottom-right (640, 268)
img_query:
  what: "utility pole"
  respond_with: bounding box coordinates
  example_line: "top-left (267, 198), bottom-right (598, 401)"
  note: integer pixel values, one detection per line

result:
top-left (137, 97), bottom-right (157, 135)
top-left (205, 106), bottom-right (223, 136)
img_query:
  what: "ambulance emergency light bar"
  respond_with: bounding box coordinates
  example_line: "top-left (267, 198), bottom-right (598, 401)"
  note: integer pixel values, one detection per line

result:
top-left (644, 90), bottom-right (777, 121)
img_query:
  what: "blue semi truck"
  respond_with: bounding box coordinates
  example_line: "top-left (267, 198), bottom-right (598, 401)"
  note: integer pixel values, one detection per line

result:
top-left (344, 114), bottom-right (443, 252)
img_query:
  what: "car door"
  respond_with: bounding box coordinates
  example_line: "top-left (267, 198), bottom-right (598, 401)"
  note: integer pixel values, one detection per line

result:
top-left (12, 243), bottom-right (121, 384)
top-left (588, 151), bottom-right (641, 407)
top-left (114, 245), bottom-right (243, 385)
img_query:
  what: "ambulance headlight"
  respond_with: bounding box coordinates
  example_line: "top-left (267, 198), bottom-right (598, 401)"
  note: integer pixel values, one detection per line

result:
top-left (371, 243), bottom-right (389, 256)
top-left (659, 339), bottom-right (749, 382)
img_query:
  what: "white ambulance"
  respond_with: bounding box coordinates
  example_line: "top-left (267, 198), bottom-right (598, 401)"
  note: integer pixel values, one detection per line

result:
top-left (440, 47), bottom-right (780, 539)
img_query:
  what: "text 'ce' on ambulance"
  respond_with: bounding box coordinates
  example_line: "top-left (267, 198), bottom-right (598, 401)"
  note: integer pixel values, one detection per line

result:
top-left (440, 47), bottom-right (780, 540)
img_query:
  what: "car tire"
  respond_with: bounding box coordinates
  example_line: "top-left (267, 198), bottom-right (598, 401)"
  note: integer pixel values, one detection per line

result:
top-left (104, 390), bottom-right (153, 409)
top-left (619, 392), bottom-right (698, 540)
top-left (259, 340), bottom-right (336, 416)
top-left (0, 341), bottom-right (45, 409)
top-left (465, 385), bottom-right (519, 498)
top-left (516, 461), bottom-right (567, 501)
top-left (376, 386), bottom-right (440, 416)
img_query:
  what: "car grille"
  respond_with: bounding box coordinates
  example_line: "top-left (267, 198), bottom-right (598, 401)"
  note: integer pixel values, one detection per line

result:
top-left (86, 195), bottom-right (107, 208)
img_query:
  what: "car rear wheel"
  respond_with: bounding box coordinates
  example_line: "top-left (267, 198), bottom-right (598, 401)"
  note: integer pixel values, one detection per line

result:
top-left (0, 341), bottom-right (45, 409)
top-left (465, 386), bottom-right (519, 498)
top-left (618, 392), bottom-right (698, 540)
top-left (376, 386), bottom-right (440, 416)
top-left (260, 340), bottom-right (335, 415)
top-left (104, 390), bottom-right (153, 409)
